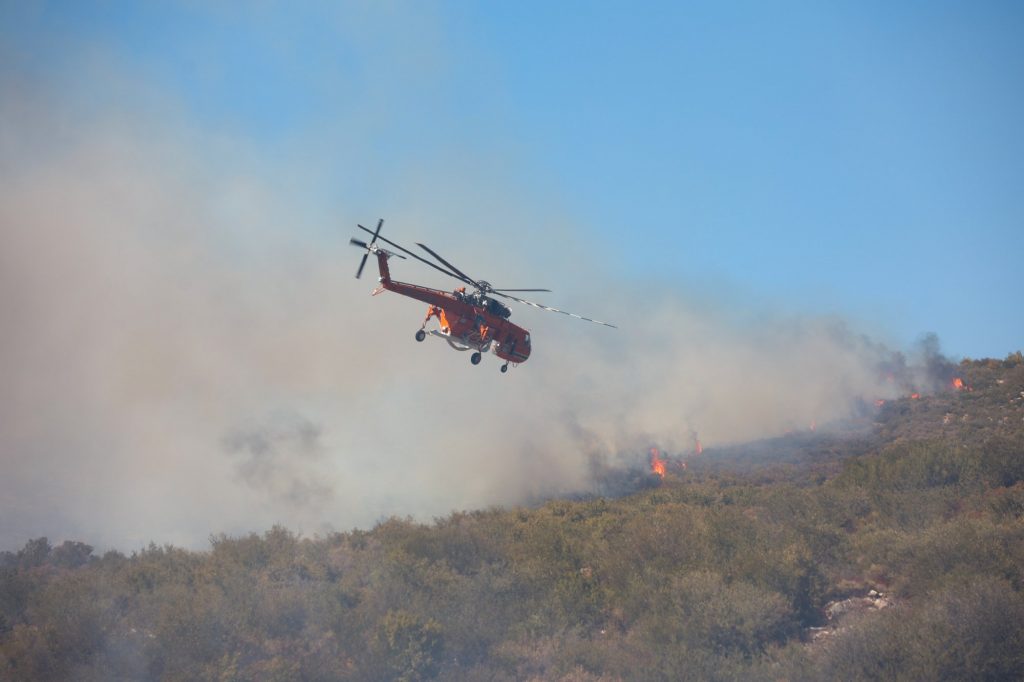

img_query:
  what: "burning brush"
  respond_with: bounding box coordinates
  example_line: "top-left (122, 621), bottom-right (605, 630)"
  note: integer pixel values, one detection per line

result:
top-left (649, 447), bottom-right (688, 480)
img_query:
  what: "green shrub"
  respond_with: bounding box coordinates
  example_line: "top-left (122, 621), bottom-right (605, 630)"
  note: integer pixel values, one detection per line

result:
top-left (815, 577), bottom-right (1024, 681)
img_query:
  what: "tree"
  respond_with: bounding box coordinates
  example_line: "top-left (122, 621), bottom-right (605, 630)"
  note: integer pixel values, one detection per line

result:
top-left (375, 610), bottom-right (444, 682)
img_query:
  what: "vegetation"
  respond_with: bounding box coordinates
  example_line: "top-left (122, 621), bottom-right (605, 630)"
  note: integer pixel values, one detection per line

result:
top-left (2, 355), bottom-right (1023, 680)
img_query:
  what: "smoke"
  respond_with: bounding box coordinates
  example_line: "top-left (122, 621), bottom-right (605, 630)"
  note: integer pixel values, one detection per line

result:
top-left (224, 413), bottom-right (333, 510)
top-left (872, 331), bottom-right (961, 397)
top-left (0, 49), bottom-right (935, 552)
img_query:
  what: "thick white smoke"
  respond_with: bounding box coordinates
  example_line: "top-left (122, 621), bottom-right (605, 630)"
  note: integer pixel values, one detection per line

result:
top-left (0, 68), bottom-right (905, 552)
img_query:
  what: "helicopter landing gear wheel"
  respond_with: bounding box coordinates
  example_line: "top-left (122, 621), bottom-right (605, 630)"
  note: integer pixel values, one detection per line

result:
top-left (470, 352), bottom-right (482, 365)
top-left (500, 363), bottom-right (509, 373)
top-left (415, 329), bottom-right (426, 342)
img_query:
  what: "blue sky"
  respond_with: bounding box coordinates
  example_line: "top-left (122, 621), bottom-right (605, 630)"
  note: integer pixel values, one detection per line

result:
top-left (4, 1), bottom-right (1022, 358)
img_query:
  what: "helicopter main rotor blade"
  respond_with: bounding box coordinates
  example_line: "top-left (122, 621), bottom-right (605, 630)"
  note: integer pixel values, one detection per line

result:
top-left (357, 225), bottom-right (466, 283)
top-left (492, 292), bottom-right (617, 328)
top-left (492, 288), bottom-right (552, 293)
top-left (415, 243), bottom-right (481, 289)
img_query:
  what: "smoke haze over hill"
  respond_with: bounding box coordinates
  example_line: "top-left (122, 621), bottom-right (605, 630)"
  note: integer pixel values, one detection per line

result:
top-left (0, 63), bottom-right (958, 552)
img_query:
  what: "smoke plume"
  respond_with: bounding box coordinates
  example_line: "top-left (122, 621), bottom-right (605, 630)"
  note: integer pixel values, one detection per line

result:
top-left (0, 62), bottom-right (928, 551)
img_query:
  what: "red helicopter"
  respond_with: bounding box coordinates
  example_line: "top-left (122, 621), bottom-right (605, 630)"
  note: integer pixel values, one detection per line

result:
top-left (350, 219), bottom-right (615, 372)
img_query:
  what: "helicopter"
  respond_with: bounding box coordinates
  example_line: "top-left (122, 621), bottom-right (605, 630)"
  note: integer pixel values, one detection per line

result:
top-left (350, 219), bottom-right (615, 372)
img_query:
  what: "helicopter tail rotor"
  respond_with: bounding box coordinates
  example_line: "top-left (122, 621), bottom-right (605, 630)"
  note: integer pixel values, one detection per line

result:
top-left (351, 218), bottom-right (384, 278)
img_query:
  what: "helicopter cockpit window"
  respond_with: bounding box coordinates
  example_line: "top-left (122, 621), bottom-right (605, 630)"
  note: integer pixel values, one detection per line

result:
top-left (487, 299), bottom-right (511, 318)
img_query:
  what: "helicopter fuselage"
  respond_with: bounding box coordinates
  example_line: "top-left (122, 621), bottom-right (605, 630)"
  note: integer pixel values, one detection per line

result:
top-left (374, 251), bottom-right (532, 364)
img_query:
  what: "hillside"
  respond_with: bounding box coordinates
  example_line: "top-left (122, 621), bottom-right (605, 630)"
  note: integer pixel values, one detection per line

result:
top-left (2, 354), bottom-right (1023, 681)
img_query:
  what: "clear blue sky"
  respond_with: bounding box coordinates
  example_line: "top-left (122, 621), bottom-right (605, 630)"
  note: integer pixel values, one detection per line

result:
top-left (3, 1), bottom-right (1022, 358)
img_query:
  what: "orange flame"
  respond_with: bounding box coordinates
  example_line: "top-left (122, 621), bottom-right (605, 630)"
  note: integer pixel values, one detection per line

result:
top-left (695, 439), bottom-right (703, 455)
top-left (875, 399), bottom-right (886, 407)
top-left (910, 393), bottom-right (920, 400)
top-left (650, 448), bottom-right (666, 479)
top-left (952, 377), bottom-right (964, 390)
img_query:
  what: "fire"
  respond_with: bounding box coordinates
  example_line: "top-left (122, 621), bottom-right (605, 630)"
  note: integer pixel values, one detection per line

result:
top-left (952, 377), bottom-right (964, 390)
top-left (650, 448), bottom-right (666, 479)
top-left (910, 393), bottom-right (920, 400)
top-left (809, 420), bottom-right (817, 432)
top-left (695, 439), bottom-right (703, 455)
top-left (875, 399), bottom-right (886, 407)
